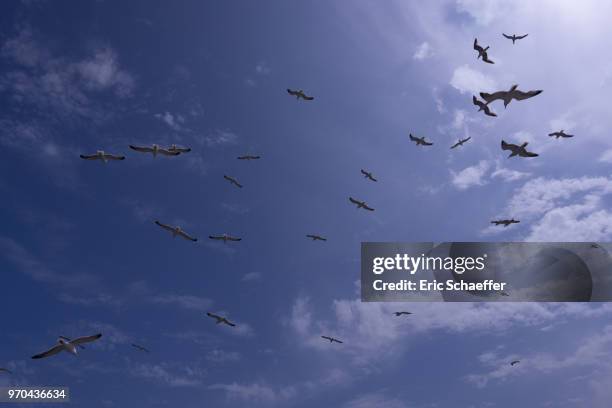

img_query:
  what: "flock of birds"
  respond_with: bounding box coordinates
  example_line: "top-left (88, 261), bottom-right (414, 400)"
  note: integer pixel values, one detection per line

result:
top-left (0, 33), bottom-right (549, 379)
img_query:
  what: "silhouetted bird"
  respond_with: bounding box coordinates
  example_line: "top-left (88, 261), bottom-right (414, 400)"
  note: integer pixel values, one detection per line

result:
top-left (409, 134), bottom-right (433, 146)
top-left (306, 234), bottom-right (327, 241)
top-left (321, 336), bottom-right (343, 344)
top-left (502, 33), bottom-right (528, 44)
top-left (349, 197), bottom-right (375, 211)
top-left (473, 38), bottom-right (495, 64)
top-left (237, 155), bottom-right (261, 160)
top-left (360, 169), bottom-right (377, 182)
top-left (451, 137), bottom-right (472, 149)
top-left (209, 234), bottom-right (242, 243)
top-left (129, 144), bottom-right (179, 157)
top-left (491, 219), bottom-right (520, 227)
top-left (131, 343), bottom-right (150, 353)
top-left (501, 140), bottom-right (539, 158)
top-left (167, 144), bottom-right (191, 154)
top-left (224, 175), bottom-right (243, 188)
top-left (206, 312), bottom-right (236, 327)
top-left (287, 89), bottom-right (314, 100)
top-left (155, 221), bottom-right (198, 242)
top-left (480, 85), bottom-right (542, 108)
top-left (510, 360), bottom-right (520, 366)
top-left (472, 95), bottom-right (497, 117)
top-left (548, 130), bottom-right (574, 139)
top-left (80, 151), bottom-right (125, 162)
top-left (393, 311), bottom-right (412, 316)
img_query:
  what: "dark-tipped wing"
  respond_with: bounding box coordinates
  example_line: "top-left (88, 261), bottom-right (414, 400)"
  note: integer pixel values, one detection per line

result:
top-left (473, 38), bottom-right (482, 51)
top-left (522, 151), bottom-right (539, 157)
top-left (461, 137), bottom-right (472, 143)
top-left (421, 140), bottom-right (433, 146)
top-left (409, 134), bottom-right (418, 142)
top-left (516, 34), bottom-right (528, 39)
top-left (157, 149), bottom-right (180, 156)
top-left (32, 344), bottom-right (64, 359)
top-left (207, 312), bottom-right (222, 320)
top-left (450, 142), bottom-right (460, 149)
top-left (227, 236), bottom-right (241, 241)
top-left (71, 333), bottom-right (102, 345)
top-left (287, 88), bottom-right (298, 96)
top-left (349, 197), bottom-right (360, 205)
top-left (513, 89), bottom-right (542, 100)
top-left (155, 220), bottom-right (175, 232)
top-left (502, 33), bottom-right (512, 39)
top-left (302, 95), bottom-right (314, 100)
top-left (482, 55), bottom-right (495, 64)
top-left (177, 230), bottom-right (197, 242)
top-left (80, 154), bottom-right (99, 160)
top-left (131, 344), bottom-right (150, 352)
top-left (501, 140), bottom-right (516, 151)
top-left (223, 319), bottom-right (236, 327)
top-left (362, 203), bottom-right (375, 211)
top-left (105, 154), bottom-right (125, 160)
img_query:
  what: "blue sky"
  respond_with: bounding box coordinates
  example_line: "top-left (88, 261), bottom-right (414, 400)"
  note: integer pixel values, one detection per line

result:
top-left (2, 0), bottom-right (612, 407)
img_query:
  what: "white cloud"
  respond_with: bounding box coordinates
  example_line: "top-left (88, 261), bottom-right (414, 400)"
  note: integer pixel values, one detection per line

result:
top-left (450, 65), bottom-right (497, 95)
top-left (204, 129), bottom-right (238, 147)
top-left (491, 161), bottom-right (531, 182)
top-left (206, 349), bottom-right (241, 363)
top-left (450, 160), bottom-right (490, 190)
top-left (155, 111), bottom-right (182, 131)
top-left (598, 149), bottom-right (612, 163)
top-left (151, 294), bottom-right (212, 312)
top-left (130, 362), bottom-right (205, 387)
top-left (76, 48), bottom-right (134, 97)
top-left (413, 41), bottom-right (433, 60)
top-left (208, 383), bottom-right (297, 404)
top-left (343, 393), bottom-right (409, 408)
top-left (241, 271), bottom-right (261, 282)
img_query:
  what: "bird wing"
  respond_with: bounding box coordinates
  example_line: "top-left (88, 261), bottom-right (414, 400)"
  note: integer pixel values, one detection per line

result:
top-left (517, 34), bottom-right (528, 39)
top-left (70, 333), bottom-right (102, 345)
top-left (522, 151), bottom-right (539, 157)
top-left (129, 145), bottom-right (153, 153)
top-left (321, 336), bottom-right (331, 341)
top-left (173, 147), bottom-right (191, 153)
top-left (462, 137), bottom-right (472, 143)
top-left (513, 89), bottom-right (542, 100)
top-left (227, 237), bottom-right (242, 241)
top-left (177, 230), bottom-right (197, 241)
top-left (32, 344), bottom-right (65, 359)
top-left (223, 320), bottom-right (236, 327)
top-left (480, 91), bottom-right (506, 103)
top-left (302, 95), bottom-right (314, 100)
top-left (363, 203), bottom-right (375, 211)
top-left (207, 312), bottom-right (222, 320)
top-left (502, 33), bottom-right (512, 39)
top-left (0, 368), bottom-right (11, 374)
top-left (334, 339), bottom-right (343, 344)
top-left (484, 107), bottom-right (497, 117)
top-left (80, 154), bottom-right (99, 160)
top-left (409, 134), bottom-right (418, 142)
top-left (482, 55), bottom-right (495, 64)
top-left (501, 140), bottom-right (516, 151)
top-left (287, 89), bottom-right (297, 96)
top-left (473, 38), bottom-right (482, 51)
top-left (450, 142), bottom-right (460, 149)
top-left (157, 149), bottom-right (180, 156)
top-left (105, 154), bottom-right (125, 160)
top-left (472, 95), bottom-right (482, 107)
top-left (209, 235), bottom-right (223, 240)
top-left (548, 132), bottom-right (558, 136)
top-left (422, 140), bottom-right (433, 146)
top-left (155, 221), bottom-right (175, 232)
top-left (349, 197), bottom-right (360, 205)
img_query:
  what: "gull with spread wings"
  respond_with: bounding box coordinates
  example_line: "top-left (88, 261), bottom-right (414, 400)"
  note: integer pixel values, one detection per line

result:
top-left (321, 336), bottom-right (343, 344)
top-left (167, 144), bottom-right (191, 154)
top-left (80, 151), bottom-right (125, 163)
top-left (32, 334), bottom-right (102, 359)
top-left (501, 140), bottom-right (539, 158)
top-left (287, 88), bottom-right (314, 100)
top-left (409, 134), bottom-right (433, 146)
top-left (154, 220), bottom-right (198, 242)
top-left (306, 234), bottom-right (327, 241)
top-left (237, 155), bottom-right (261, 160)
top-left (131, 343), bottom-right (150, 353)
top-left (209, 234), bottom-right (242, 243)
top-left (206, 312), bottom-right (236, 327)
top-left (451, 137), bottom-right (472, 149)
top-left (224, 175), bottom-right (243, 188)
top-left (349, 197), bottom-right (375, 211)
top-left (480, 85), bottom-right (542, 108)
top-left (129, 144), bottom-right (179, 157)
top-left (548, 130), bottom-right (574, 139)
top-left (360, 169), bottom-right (377, 182)
top-left (502, 33), bottom-right (528, 44)
top-left (491, 219), bottom-right (520, 227)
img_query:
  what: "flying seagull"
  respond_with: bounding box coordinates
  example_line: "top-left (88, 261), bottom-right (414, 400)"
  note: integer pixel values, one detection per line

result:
top-left (0, 368), bottom-right (11, 374)
top-left (129, 144), bottom-right (179, 157)
top-left (503, 33), bottom-right (528, 44)
top-left (32, 333), bottom-right (102, 359)
top-left (80, 151), bottom-right (125, 162)
top-left (224, 175), bottom-right (243, 188)
top-left (59, 336), bottom-right (86, 350)
top-left (209, 234), bottom-right (242, 243)
top-left (237, 155), bottom-right (261, 160)
top-left (349, 197), bottom-right (375, 211)
top-left (321, 335), bottom-right (343, 344)
top-left (491, 219), bottom-right (520, 227)
top-left (473, 38), bottom-right (495, 64)
top-left (510, 360), bottom-right (521, 366)
top-left (501, 140), bottom-right (539, 158)
top-left (360, 169), bottom-right (377, 182)
top-left (287, 88), bottom-right (314, 101)
top-left (548, 130), bottom-right (574, 139)
top-left (451, 137), bottom-right (472, 149)
top-left (409, 134), bottom-right (433, 146)
top-left (394, 311), bottom-right (412, 316)
top-left (480, 85), bottom-right (542, 108)
top-left (167, 144), bottom-right (191, 154)
top-left (206, 312), bottom-right (236, 327)
top-left (154, 220), bottom-right (198, 242)
top-left (131, 343), bottom-right (150, 353)
top-left (472, 95), bottom-right (497, 117)
top-left (306, 234), bottom-right (327, 241)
